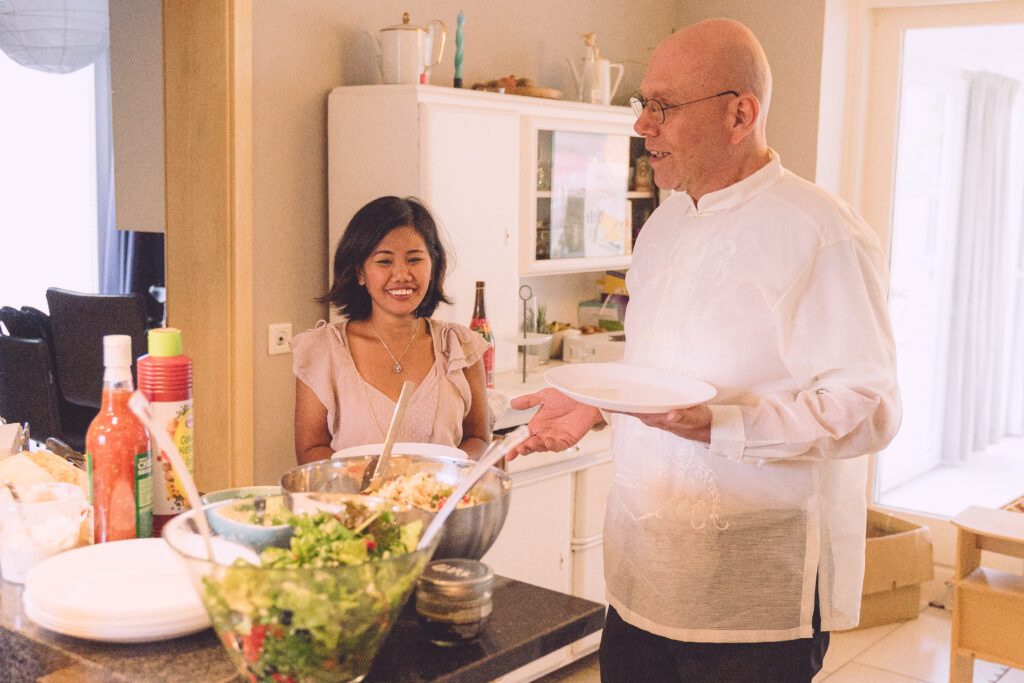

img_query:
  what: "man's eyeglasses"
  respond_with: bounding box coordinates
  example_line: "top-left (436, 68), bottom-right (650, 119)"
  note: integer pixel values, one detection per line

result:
top-left (629, 90), bottom-right (740, 124)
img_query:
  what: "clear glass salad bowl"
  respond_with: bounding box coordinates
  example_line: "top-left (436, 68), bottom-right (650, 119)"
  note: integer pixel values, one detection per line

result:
top-left (163, 496), bottom-right (437, 683)
top-left (280, 453), bottom-right (512, 560)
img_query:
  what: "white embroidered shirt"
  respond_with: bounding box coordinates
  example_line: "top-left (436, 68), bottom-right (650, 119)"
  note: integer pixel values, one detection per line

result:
top-left (605, 152), bottom-right (901, 642)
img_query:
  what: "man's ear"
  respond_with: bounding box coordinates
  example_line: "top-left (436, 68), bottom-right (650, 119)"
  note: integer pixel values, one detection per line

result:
top-left (729, 94), bottom-right (760, 145)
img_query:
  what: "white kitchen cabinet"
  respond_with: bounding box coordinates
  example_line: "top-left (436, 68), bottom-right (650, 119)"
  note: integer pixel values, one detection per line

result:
top-left (328, 85), bottom-right (521, 370)
top-left (328, 86), bottom-right (659, 373)
top-left (482, 468), bottom-right (573, 594)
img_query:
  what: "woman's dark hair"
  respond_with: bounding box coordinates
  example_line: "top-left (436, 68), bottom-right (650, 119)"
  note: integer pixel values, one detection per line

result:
top-left (320, 196), bottom-right (452, 320)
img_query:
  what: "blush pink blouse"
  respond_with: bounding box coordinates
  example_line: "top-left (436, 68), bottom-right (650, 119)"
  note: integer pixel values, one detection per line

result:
top-left (291, 319), bottom-right (488, 453)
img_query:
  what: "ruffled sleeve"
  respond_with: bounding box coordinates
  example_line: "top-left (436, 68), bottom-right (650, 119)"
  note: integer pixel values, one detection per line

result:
top-left (290, 324), bottom-right (339, 426)
top-left (436, 321), bottom-right (489, 408)
top-left (440, 322), bottom-right (488, 372)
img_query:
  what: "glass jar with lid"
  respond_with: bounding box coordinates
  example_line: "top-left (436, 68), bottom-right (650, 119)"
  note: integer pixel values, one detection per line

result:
top-left (415, 558), bottom-right (494, 646)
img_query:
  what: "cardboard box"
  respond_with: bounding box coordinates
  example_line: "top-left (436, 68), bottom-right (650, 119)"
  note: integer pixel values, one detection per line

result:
top-left (856, 509), bottom-right (934, 629)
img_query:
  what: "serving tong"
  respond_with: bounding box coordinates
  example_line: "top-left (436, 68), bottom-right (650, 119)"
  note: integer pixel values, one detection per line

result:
top-left (359, 380), bottom-right (416, 494)
top-left (417, 425), bottom-right (531, 552)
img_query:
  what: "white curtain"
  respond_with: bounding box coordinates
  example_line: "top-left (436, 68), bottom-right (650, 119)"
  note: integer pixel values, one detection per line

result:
top-left (1005, 152), bottom-right (1024, 437)
top-left (941, 71), bottom-right (1021, 464)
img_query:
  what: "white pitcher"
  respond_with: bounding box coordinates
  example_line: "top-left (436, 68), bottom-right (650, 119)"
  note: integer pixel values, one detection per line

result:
top-left (371, 12), bottom-right (446, 85)
top-left (595, 58), bottom-right (624, 106)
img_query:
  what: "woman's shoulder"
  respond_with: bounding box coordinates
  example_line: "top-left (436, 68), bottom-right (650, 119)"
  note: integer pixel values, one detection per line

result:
top-left (292, 320), bottom-right (345, 353)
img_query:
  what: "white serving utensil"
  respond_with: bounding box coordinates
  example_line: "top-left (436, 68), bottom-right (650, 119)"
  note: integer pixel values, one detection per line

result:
top-left (417, 425), bottom-right (531, 552)
top-left (360, 380), bottom-right (416, 493)
top-left (128, 391), bottom-right (214, 561)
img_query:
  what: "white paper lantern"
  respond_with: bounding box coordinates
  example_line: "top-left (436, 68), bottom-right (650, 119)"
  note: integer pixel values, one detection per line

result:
top-left (0, 0), bottom-right (109, 74)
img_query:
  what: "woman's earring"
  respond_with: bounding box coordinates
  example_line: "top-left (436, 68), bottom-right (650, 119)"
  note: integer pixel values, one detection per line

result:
top-left (358, 278), bottom-right (365, 286)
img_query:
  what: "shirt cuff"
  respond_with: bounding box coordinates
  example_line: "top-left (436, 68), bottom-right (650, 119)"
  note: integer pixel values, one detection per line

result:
top-left (708, 404), bottom-right (745, 462)
top-left (594, 409), bottom-right (612, 431)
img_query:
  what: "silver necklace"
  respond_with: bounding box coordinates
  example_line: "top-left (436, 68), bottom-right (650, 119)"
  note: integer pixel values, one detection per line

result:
top-left (370, 321), bottom-right (418, 373)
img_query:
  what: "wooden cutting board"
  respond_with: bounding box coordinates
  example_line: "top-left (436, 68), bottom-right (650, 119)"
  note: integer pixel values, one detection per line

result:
top-left (506, 86), bottom-right (563, 100)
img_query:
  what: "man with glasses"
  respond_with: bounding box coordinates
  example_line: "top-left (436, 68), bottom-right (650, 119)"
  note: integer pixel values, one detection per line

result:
top-left (510, 18), bottom-right (899, 683)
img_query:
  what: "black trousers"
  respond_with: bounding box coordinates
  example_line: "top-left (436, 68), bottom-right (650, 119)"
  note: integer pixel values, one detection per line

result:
top-left (598, 593), bottom-right (829, 683)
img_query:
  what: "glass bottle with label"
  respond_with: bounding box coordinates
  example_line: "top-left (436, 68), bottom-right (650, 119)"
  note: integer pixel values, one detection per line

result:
top-left (469, 281), bottom-right (495, 388)
top-left (86, 335), bottom-right (153, 542)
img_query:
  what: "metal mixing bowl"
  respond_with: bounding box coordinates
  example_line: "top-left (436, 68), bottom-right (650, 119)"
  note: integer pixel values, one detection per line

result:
top-left (280, 454), bottom-right (511, 560)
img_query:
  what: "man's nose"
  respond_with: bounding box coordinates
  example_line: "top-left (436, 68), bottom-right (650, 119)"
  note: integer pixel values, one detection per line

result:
top-left (634, 112), bottom-right (657, 137)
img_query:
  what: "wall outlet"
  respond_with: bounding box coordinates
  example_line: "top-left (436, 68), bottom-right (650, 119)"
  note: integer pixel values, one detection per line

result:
top-left (267, 322), bottom-right (292, 355)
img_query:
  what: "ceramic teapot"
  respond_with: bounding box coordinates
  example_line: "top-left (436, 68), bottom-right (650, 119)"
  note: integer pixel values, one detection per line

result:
top-left (371, 12), bottom-right (446, 85)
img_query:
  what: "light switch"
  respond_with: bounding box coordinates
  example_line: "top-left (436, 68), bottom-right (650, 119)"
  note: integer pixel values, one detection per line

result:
top-left (268, 323), bottom-right (292, 355)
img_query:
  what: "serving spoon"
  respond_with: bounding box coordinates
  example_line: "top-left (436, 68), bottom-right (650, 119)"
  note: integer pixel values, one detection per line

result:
top-left (360, 380), bottom-right (416, 493)
top-left (417, 425), bottom-right (531, 552)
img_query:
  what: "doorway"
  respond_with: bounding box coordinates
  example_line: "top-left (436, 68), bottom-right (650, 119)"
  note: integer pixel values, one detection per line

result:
top-left (851, 0), bottom-right (1024, 562)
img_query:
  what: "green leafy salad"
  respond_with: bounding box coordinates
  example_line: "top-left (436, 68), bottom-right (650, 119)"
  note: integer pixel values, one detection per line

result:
top-left (200, 506), bottom-right (428, 683)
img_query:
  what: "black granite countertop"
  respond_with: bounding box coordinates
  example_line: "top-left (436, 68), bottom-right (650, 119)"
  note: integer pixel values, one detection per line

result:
top-left (1, 574), bottom-right (604, 682)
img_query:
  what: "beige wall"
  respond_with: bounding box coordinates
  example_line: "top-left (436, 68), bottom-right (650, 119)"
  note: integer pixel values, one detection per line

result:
top-left (250, 1), bottom-right (678, 483)
top-left (675, 1), bottom-right (827, 182)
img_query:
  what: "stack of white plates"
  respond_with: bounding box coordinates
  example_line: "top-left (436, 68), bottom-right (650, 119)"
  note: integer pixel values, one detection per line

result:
top-left (22, 538), bottom-right (210, 643)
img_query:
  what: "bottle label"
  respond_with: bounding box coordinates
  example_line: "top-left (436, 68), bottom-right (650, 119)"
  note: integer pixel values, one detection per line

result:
top-left (470, 318), bottom-right (496, 389)
top-left (85, 452), bottom-right (94, 505)
top-left (148, 400), bottom-right (194, 516)
top-left (135, 451), bottom-right (153, 538)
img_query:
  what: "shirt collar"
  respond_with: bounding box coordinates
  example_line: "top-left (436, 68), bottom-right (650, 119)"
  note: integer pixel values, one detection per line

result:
top-left (682, 149), bottom-right (785, 215)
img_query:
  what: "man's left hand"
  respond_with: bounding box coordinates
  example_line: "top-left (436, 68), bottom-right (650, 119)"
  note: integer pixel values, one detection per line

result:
top-left (618, 405), bottom-right (713, 443)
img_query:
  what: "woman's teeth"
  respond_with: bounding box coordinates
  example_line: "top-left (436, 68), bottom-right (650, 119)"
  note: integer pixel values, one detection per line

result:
top-left (650, 151), bottom-right (669, 159)
top-left (389, 288), bottom-right (414, 296)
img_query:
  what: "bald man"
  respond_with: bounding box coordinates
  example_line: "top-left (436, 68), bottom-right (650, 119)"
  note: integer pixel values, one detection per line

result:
top-left (510, 19), bottom-right (900, 683)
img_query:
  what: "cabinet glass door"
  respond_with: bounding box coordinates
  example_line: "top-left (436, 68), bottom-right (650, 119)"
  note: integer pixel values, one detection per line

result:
top-left (534, 130), bottom-right (658, 267)
top-left (537, 130), bottom-right (629, 260)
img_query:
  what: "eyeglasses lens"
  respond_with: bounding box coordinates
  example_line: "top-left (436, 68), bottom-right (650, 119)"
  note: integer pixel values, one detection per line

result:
top-left (630, 97), bottom-right (664, 123)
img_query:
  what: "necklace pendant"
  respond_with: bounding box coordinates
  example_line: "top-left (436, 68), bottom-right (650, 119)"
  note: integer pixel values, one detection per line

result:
top-left (393, 362), bottom-right (402, 374)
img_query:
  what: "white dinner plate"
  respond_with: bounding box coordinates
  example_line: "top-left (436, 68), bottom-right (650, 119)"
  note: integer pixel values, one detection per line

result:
top-left (23, 538), bottom-right (210, 642)
top-left (544, 362), bottom-right (717, 413)
top-left (23, 591), bottom-right (209, 642)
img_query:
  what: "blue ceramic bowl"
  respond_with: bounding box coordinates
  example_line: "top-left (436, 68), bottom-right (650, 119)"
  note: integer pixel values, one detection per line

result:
top-left (205, 495), bottom-right (293, 552)
top-left (200, 485), bottom-right (282, 506)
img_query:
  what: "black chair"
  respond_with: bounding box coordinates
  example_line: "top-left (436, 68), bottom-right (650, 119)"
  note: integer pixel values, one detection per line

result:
top-left (20, 306), bottom-right (95, 450)
top-left (45, 288), bottom-right (149, 410)
top-left (0, 306), bottom-right (39, 338)
top-left (0, 335), bottom-right (65, 443)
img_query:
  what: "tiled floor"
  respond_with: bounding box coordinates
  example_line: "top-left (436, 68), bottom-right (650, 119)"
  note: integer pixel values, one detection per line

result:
top-left (536, 576), bottom-right (1022, 683)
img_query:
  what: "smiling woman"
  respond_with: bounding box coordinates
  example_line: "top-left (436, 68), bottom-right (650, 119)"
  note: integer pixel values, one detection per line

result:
top-left (291, 196), bottom-right (492, 465)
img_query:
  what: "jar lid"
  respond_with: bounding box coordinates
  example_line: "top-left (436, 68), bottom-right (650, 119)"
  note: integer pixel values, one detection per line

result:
top-left (417, 559), bottom-right (494, 601)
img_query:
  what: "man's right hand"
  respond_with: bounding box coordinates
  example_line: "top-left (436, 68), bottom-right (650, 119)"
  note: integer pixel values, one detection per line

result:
top-left (507, 388), bottom-right (604, 460)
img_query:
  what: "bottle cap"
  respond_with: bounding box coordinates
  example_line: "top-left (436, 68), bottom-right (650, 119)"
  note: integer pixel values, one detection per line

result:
top-left (102, 335), bottom-right (133, 369)
top-left (475, 281), bottom-right (485, 288)
top-left (148, 327), bottom-right (183, 357)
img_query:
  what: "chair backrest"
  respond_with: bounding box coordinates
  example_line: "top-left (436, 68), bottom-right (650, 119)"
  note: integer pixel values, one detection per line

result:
top-left (45, 288), bottom-right (149, 409)
top-left (0, 306), bottom-right (42, 338)
top-left (0, 335), bottom-right (64, 441)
